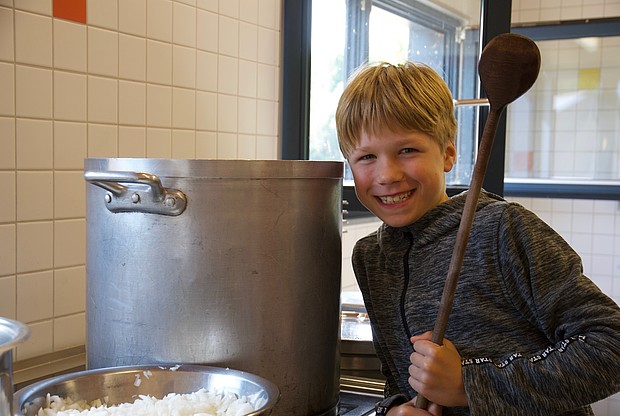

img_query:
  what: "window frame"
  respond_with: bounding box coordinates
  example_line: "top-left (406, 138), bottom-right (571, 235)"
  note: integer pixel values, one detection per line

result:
top-left (281, 0), bottom-right (513, 215)
top-left (506, 17), bottom-right (620, 201)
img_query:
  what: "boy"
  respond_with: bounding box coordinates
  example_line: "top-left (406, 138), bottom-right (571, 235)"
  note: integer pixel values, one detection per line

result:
top-left (335, 61), bottom-right (620, 416)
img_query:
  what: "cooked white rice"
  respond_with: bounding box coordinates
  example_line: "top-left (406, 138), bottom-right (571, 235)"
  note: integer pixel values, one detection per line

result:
top-left (37, 388), bottom-right (257, 416)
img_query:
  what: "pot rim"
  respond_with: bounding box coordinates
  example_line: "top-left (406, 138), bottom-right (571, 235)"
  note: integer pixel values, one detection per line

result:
top-left (84, 158), bottom-right (345, 180)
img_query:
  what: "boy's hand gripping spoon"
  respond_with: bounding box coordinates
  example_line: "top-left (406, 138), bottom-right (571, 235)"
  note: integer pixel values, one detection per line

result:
top-left (415, 33), bottom-right (541, 410)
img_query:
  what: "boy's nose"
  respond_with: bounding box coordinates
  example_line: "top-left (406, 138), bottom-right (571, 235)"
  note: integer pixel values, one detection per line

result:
top-left (377, 161), bottom-right (404, 184)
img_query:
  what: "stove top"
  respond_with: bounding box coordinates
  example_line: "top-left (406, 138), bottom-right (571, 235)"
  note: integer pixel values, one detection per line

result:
top-left (338, 375), bottom-right (384, 416)
top-left (339, 391), bottom-right (379, 415)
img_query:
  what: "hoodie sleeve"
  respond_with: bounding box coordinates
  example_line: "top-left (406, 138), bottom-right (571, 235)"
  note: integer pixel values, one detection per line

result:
top-left (462, 204), bottom-right (620, 416)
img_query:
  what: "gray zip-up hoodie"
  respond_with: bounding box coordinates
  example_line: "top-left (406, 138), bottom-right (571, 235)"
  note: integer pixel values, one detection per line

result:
top-left (352, 191), bottom-right (620, 415)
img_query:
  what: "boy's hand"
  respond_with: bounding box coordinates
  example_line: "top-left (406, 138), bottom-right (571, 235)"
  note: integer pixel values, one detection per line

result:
top-left (408, 331), bottom-right (468, 407)
top-left (386, 398), bottom-right (442, 416)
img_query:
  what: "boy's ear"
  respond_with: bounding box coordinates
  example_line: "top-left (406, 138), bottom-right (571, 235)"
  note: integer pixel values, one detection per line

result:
top-left (443, 141), bottom-right (457, 172)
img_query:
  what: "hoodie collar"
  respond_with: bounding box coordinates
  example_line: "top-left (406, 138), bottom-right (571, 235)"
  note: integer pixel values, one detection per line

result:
top-left (378, 190), bottom-right (504, 249)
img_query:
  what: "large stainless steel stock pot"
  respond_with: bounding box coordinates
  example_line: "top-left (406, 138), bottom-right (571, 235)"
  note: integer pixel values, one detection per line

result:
top-left (84, 159), bottom-right (344, 416)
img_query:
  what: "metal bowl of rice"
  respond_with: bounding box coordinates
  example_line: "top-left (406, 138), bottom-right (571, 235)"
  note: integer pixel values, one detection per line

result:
top-left (14, 364), bottom-right (280, 416)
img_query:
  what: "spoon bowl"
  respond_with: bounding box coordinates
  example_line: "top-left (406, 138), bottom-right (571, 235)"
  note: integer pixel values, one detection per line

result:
top-left (478, 33), bottom-right (541, 110)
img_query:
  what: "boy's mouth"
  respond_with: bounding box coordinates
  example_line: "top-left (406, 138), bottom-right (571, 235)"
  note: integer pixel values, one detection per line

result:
top-left (378, 191), bottom-right (412, 204)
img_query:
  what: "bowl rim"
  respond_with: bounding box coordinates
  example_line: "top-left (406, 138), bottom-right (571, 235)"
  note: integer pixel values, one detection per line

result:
top-left (14, 363), bottom-right (280, 416)
top-left (0, 317), bottom-right (30, 354)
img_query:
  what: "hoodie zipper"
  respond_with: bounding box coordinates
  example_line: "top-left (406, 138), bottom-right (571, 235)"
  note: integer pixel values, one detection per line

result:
top-left (400, 231), bottom-right (414, 340)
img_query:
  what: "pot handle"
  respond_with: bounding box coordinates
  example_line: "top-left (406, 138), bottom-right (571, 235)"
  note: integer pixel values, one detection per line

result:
top-left (84, 170), bottom-right (187, 216)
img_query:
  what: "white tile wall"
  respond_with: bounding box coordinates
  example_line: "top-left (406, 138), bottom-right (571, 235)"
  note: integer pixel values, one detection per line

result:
top-left (15, 11), bottom-right (52, 66)
top-left (119, 35), bottom-right (146, 81)
top-left (341, 217), bottom-right (382, 292)
top-left (0, 225), bottom-right (16, 277)
top-left (119, 0), bottom-right (146, 37)
top-left (16, 66), bottom-right (52, 118)
top-left (0, 0), bottom-right (282, 362)
top-left (53, 20), bottom-right (87, 72)
top-left (512, 0), bottom-right (620, 22)
top-left (197, 9), bottom-right (218, 52)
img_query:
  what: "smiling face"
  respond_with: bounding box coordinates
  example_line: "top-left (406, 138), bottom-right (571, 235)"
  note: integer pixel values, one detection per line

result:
top-left (336, 62), bottom-right (458, 226)
top-left (348, 126), bottom-right (456, 227)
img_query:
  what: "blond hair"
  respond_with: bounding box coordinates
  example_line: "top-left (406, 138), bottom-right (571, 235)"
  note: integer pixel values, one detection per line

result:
top-left (335, 62), bottom-right (457, 159)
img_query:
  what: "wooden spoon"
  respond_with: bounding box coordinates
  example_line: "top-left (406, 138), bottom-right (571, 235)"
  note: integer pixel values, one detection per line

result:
top-left (415, 33), bottom-right (541, 410)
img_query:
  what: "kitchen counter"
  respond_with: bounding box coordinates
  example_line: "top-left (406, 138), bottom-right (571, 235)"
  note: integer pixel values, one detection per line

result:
top-left (13, 345), bottom-right (86, 390)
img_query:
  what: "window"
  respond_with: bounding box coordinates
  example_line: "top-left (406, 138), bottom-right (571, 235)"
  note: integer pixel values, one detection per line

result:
top-left (309, 0), bottom-right (482, 188)
top-left (281, 0), bottom-right (513, 213)
top-left (507, 19), bottom-right (620, 200)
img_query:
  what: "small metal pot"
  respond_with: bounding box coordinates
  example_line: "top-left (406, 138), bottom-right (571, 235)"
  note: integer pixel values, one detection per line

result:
top-left (0, 317), bottom-right (30, 416)
top-left (14, 364), bottom-right (280, 416)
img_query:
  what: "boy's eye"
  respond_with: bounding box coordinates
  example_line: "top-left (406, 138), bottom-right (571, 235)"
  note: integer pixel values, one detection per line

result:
top-left (400, 148), bottom-right (418, 154)
top-left (359, 154), bottom-right (376, 161)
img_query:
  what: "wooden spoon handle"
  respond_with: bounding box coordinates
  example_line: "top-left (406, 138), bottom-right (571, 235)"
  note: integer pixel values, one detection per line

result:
top-left (432, 105), bottom-right (502, 343)
top-left (415, 105), bottom-right (504, 410)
